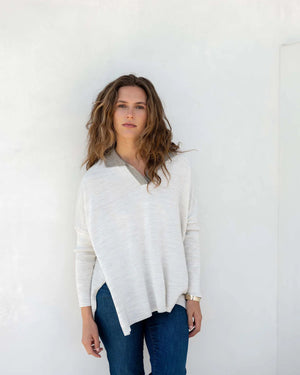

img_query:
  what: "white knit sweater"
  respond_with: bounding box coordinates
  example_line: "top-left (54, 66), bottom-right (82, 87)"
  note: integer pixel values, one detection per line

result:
top-left (73, 148), bottom-right (202, 336)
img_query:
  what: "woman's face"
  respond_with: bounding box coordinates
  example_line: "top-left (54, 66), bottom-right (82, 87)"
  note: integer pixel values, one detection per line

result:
top-left (113, 85), bottom-right (147, 142)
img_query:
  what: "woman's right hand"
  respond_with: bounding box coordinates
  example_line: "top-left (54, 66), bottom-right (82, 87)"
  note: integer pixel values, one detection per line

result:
top-left (81, 317), bottom-right (104, 358)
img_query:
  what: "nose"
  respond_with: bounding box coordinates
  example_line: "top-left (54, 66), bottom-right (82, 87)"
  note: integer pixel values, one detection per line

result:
top-left (127, 110), bottom-right (134, 118)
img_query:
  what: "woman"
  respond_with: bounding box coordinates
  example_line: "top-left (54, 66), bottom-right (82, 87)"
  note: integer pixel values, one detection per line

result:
top-left (73, 74), bottom-right (203, 374)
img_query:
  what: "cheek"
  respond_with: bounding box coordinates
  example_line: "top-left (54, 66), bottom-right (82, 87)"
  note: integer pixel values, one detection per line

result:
top-left (140, 111), bottom-right (147, 122)
top-left (113, 109), bottom-right (122, 121)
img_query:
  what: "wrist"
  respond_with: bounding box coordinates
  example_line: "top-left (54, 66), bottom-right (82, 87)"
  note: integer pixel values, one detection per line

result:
top-left (185, 293), bottom-right (201, 302)
top-left (80, 306), bottom-right (94, 321)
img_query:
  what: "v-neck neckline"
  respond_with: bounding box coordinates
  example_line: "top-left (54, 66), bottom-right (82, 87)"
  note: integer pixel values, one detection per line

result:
top-left (105, 148), bottom-right (150, 185)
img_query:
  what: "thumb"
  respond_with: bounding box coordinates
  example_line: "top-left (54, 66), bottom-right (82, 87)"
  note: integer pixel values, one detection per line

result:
top-left (188, 315), bottom-right (194, 330)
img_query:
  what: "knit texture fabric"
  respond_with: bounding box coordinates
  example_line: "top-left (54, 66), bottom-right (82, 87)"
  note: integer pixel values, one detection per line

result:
top-left (73, 148), bottom-right (202, 336)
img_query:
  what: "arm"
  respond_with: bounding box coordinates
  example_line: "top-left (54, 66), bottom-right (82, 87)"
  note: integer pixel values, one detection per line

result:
top-left (73, 179), bottom-right (97, 318)
top-left (183, 163), bottom-right (203, 337)
top-left (183, 162), bottom-right (203, 299)
top-left (74, 230), bottom-right (96, 318)
top-left (73, 179), bottom-right (103, 357)
top-left (74, 231), bottom-right (102, 357)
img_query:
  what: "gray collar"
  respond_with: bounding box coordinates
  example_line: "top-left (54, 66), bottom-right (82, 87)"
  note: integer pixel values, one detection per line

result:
top-left (104, 148), bottom-right (151, 185)
top-left (104, 148), bottom-right (128, 168)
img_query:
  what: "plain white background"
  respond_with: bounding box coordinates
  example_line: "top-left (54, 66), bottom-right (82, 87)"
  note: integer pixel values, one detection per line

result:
top-left (0, 0), bottom-right (299, 374)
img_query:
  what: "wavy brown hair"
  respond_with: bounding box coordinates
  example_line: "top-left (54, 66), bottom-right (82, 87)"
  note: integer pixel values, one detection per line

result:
top-left (81, 74), bottom-right (192, 190)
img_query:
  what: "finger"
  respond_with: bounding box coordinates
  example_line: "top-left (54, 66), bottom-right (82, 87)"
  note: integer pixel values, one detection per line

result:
top-left (92, 335), bottom-right (103, 354)
top-left (188, 326), bottom-right (197, 338)
top-left (82, 338), bottom-right (102, 358)
top-left (88, 347), bottom-right (102, 358)
top-left (194, 314), bottom-right (201, 331)
top-left (189, 314), bottom-right (202, 337)
top-left (187, 314), bottom-right (194, 331)
top-left (87, 342), bottom-right (102, 358)
top-left (92, 344), bottom-right (103, 354)
top-left (198, 314), bottom-right (202, 331)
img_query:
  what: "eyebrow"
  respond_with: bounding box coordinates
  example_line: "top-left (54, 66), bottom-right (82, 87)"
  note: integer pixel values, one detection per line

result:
top-left (117, 100), bottom-right (146, 105)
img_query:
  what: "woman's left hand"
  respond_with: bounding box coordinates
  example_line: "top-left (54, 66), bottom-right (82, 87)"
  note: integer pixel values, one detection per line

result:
top-left (186, 300), bottom-right (202, 338)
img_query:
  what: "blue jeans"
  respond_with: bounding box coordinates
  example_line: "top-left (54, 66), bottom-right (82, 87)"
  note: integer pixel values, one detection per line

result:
top-left (94, 283), bottom-right (189, 375)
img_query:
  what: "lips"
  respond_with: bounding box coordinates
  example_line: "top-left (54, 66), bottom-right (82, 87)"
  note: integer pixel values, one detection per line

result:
top-left (122, 123), bottom-right (136, 127)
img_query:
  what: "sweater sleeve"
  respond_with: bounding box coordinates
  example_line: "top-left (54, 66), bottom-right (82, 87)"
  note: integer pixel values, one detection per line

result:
top-left (73, 179), bottom-right (96, 307)
top-left (183, 163), bottom-right (203, 299)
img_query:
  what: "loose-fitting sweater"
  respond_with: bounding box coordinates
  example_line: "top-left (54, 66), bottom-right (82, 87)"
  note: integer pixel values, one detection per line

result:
top-left (73, 147), bottom-right (202, 336)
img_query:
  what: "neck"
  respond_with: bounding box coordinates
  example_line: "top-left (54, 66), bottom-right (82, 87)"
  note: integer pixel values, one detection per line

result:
top-left (115, 140), bottom-right (143, 164)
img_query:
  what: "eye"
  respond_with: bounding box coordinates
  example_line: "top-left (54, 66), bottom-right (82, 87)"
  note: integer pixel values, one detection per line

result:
top-left (117, 104), bottom-right (145, 109)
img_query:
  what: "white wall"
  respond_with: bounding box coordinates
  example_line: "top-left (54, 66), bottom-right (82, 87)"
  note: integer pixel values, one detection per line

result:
top-left (278, 42), bottom-right (300, 375)
top-left (0, 1), bottom-right (299, 374)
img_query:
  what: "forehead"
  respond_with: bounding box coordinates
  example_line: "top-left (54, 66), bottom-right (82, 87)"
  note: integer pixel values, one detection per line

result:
top-left (117, 86), bottom-right (147, 102)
